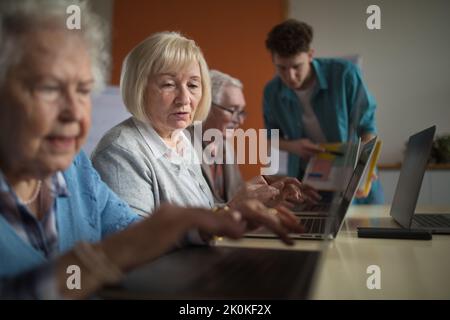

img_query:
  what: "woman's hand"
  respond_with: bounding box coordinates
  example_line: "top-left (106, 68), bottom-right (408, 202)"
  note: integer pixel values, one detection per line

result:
top-left (239, 175), bottom-right (322, 208)
top-left (228, 180), bottom-right (280, 208)
top-left (101, 204), bottom-right (246, 272)
top-left (227, 199), bottom-right (304, 245)
top-left (57, 201), bottom-right (303, 299)
top-left (58, 204), bottom-right (246, 299)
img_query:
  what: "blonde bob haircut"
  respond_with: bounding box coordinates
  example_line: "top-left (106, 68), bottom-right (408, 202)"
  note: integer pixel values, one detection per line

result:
top-left (120, 31), bottom-right (211, 124)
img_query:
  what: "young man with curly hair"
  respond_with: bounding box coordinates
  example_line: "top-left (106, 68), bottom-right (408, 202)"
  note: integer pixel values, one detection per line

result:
top-left (263, 19), bottom-right (384, 204)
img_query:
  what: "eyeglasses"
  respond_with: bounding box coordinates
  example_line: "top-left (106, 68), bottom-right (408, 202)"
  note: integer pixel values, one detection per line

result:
top-left (213, 103), bottom-right (247, 120)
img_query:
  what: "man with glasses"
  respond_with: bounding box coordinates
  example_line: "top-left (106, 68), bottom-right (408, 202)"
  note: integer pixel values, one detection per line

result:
top-left (187, 69), bottom-right (319, 206)
top-left (188, 70), bottom-right (247, 203)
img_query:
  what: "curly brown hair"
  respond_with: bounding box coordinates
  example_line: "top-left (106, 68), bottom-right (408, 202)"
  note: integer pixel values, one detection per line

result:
top-left (265, 19), bottom-right (313, 57)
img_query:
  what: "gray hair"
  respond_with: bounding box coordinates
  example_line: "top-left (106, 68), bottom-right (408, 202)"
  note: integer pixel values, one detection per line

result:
top-left (209, 69), bottom-right (243, 106)
top-left (0, 0), bottom-right (109, 90)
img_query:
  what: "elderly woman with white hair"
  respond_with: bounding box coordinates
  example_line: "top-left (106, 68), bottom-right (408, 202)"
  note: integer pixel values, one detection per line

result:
top-left (91, 32), bottom-right (304, 244)
top-left (0, 0), bottom-right (259, 299)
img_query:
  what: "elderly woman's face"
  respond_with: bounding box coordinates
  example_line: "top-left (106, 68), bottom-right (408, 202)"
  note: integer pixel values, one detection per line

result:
top-left (145, 62), bottom-right (202, 138)
top-left (0, 29), bottom-right (93, 178)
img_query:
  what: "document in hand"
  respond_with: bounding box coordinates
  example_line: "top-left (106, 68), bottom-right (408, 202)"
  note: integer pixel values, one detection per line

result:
top-left (303, 141), bottom-right (360, 191)
top-left (357, 139), bottom-right (382, 197)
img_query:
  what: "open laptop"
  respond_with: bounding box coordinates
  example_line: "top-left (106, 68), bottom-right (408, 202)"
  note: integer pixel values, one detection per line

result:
top-left (246, 136), bottom-right (379, 240)
top-left (101, 245), bottom-right (321, 299)
top-left (390, 126), bottom-right (450, 234)
top-left (294, 138), bottom-right (361, 216)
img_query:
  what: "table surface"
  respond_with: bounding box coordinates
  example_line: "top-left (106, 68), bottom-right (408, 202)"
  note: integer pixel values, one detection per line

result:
top-left (217, 205), bottom-right (450, 299)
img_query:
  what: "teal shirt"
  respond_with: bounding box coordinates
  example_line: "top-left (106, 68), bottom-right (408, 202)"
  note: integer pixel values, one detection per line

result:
top-left (263, 58), bottom-right (383, 204)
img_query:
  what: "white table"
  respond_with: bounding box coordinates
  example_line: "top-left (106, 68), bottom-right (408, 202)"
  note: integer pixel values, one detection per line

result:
top-left (218, 205), bottom-right (450, 299)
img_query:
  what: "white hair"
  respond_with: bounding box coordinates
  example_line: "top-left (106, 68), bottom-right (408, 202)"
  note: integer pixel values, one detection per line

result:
top-left (209, 69), bottom-right (243, 105)
top-left (0, 0), bottom-right (109, 90)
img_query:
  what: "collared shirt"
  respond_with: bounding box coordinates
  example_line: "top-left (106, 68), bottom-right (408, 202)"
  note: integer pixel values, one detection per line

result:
top-left (133, 118), bottom-right (213, 209)
top-left (201, 139), bottom-right (226, 203)
top-left (263, 58), bottom-right (378, 179)
top-left (0, 171), bottom-right (68, 258)
top-left (209, 163), bottom-right (225, 202)
top-left (1, 152), bottom-right (141, 299)
top-left (263, 58), bottom-right (384, 204)
top-left (0, 170), bottom-right (68, 299)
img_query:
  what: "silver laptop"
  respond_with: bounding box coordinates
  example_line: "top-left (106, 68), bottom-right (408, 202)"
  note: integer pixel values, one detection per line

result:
top-left (246, 136), bottom-right (378, 240)
top-left (293, 138), bottom-right (361, 216)
top-left (390, 126), bottom-right (450, 234)
top-left (100, 245), bottom-right (321, 299)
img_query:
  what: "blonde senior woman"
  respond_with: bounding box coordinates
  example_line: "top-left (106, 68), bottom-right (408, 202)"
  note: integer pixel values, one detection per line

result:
top-left (0, 0), bottom-right (260, 299)
top-left (91, 32), bottom-right (303, 244)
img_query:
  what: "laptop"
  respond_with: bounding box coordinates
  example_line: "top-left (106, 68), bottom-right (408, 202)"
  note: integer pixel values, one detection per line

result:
top-left (294, 138), bottom-right (361, 216)
top-left (101, 246), bottom-right (321, 299)
top-left (246, 136), bottom-right (379, 240)
top-left (390, 126), bottom-right (450, 234)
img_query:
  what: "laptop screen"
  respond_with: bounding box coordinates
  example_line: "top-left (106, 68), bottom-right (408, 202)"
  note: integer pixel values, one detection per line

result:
top-left (343, 137), bottom-right (378, 202)
top-left (327, 136), bottom-right (378, 237)
top-left (322, 86), bottom-right (373, 238)
top-left (390, 126), bottom-right (436, 228)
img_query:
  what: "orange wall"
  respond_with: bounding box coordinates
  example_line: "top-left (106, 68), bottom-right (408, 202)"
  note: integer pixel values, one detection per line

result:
top-left (112, 0), bottom-right (286, 180)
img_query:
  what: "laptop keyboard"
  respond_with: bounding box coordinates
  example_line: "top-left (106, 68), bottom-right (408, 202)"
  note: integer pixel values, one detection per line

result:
top-left (299, 218), bottom-right (326, 234)
top-left (413, 214), bottom-right (450, 228)
top-left (300, 203), bottom-right (331, 212)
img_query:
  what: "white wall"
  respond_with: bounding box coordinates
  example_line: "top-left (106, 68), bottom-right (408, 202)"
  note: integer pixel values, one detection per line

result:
top-left (289, 0), bottom-right (450, 164)
top-left (83, 86), bottom-right (130, 156)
